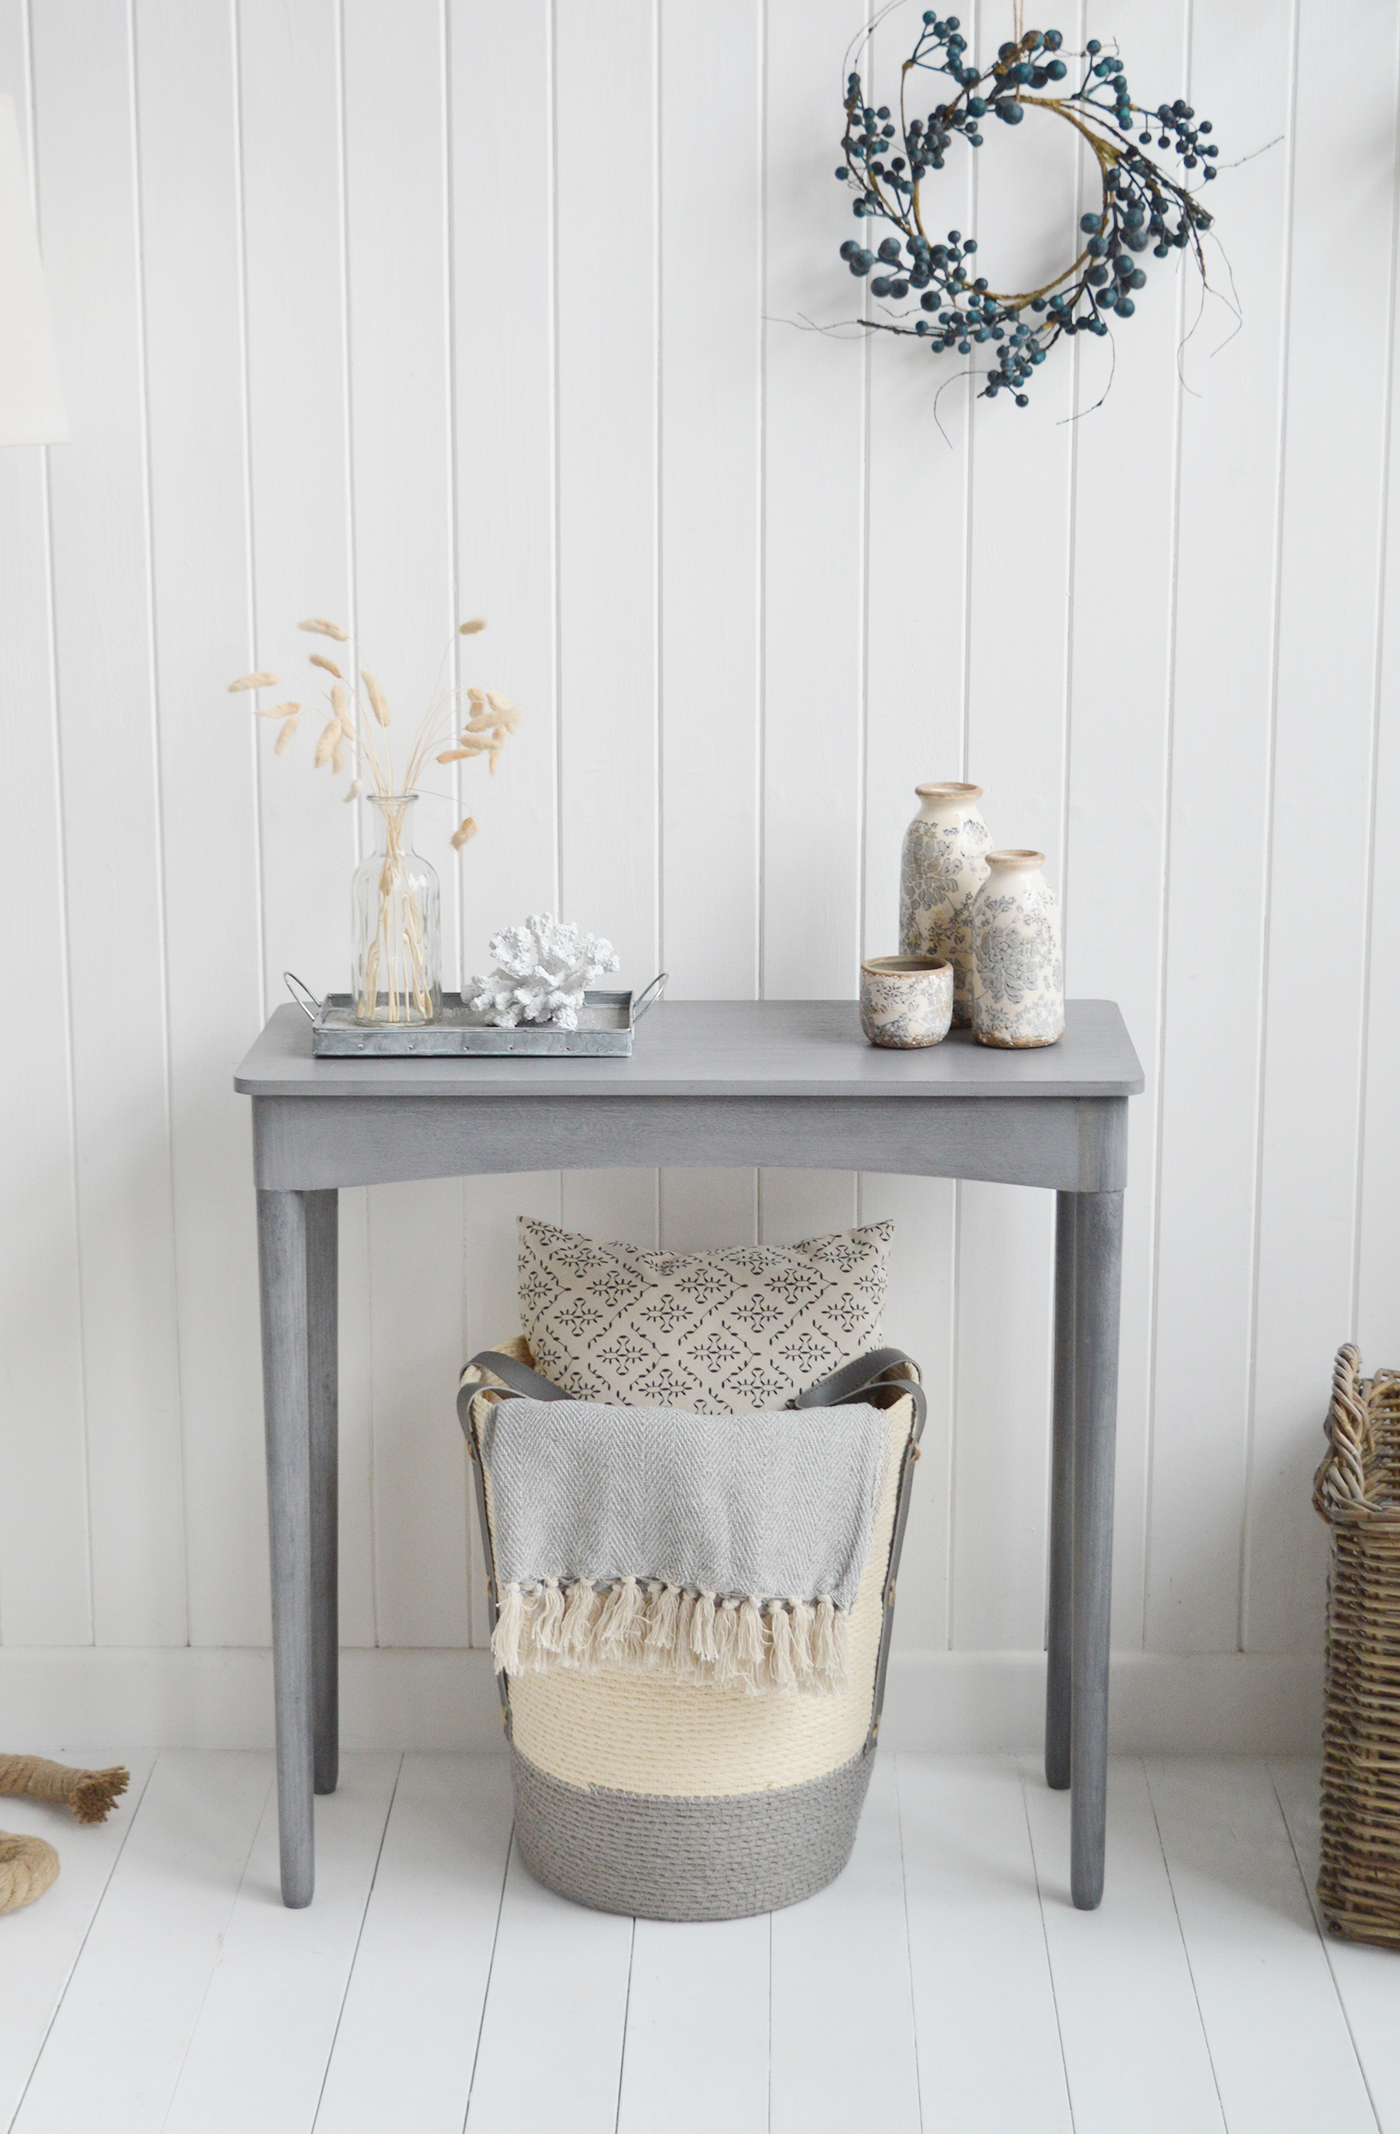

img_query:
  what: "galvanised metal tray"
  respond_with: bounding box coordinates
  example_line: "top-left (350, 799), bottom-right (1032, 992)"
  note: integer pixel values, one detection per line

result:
top-left (285, 973), bottom-right (666, 1058)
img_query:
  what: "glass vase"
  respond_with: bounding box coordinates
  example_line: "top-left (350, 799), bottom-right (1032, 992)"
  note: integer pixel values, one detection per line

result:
top-left (352, 793), bottom-right (441, 1024)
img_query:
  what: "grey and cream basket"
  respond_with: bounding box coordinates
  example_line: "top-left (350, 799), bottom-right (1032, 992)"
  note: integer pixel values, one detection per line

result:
top-left (458, 1338), bottom-right (926, 1921)
top-left (1313, 1344), bottom-right (1400, 1947)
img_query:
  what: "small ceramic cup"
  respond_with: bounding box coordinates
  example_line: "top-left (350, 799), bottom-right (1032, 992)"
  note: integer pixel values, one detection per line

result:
top-left (860, 955), bottom-right (954, 1049)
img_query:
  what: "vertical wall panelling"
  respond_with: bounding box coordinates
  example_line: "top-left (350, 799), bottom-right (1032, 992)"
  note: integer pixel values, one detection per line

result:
top-left (1145, 0), bottom-right (1294, 1655)
top-left (1246, 0), bottom-right (1398, 1655)
top-left (554, 0), bottom-right (660, 987)
top-left (449, 0), bottom-right (559, 982)
top-left (1061, 0), bottom-right (1187, 1652)
top-left (5, 0), bottom-right (1399, 1737)
top-left (757, 0), bottom-right (870, 1281)
top-left (343, 0), bottom-right (467, 1650)
top-left (29, 0), bottom-right (187, 1645)
top-left (658, 0), bottom-right (762, 1003)
top-left (134, 0), bottom-right (266, 1651)
top-left (855, 11), bottom-right (975, 1658)
top-left (0, 0), bottom-right (91, 1645)
top-left (553, 0), bottom-right (662, 1261)
top-left (449, 0), bottom-right (561, 1648)
top-left (951, 0), bottom-right (1083, 1654)
top-left (1358, 172), bottom-right (1400, 1370)
top-left (237, 0), bottom-right (374, 1650)
top-left (655, 0), bottom-right (764, 1258)
top-left (762, 0), bottom-right (868, 1001)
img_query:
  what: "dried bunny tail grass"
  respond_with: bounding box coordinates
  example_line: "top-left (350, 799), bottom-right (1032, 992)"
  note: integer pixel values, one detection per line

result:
top-left (331, 684), bottom-right (347, 716)
top-left (486, 691), bottom-right (514, 712)
top-left (274, 715), bottom-right (299, 756)
top-left (310, 653), bottom-right (343, 677)
top-left (362, 670), bottom-right (391, 726)
top-left (228, 671), bottom-right (279, 692)
top-left (314, 720), bottom-right (341, 769)
top-left (331, 741), bottom-right (346, 776)
top-left (489, 749), bottom-right (502, 774)
top-left (438, 740), bottom-right (492, 762)
top-left (298, 617), bottom-right (349, 641)
top-left (466, 685), bottom-right (488, 706)
top-left (459, 617), bottom-right (487, 634)
top-left (344, 777), bottom-right (364, 803)
top-left (461, 710), bottom-right (500, 735)
top-left (450, 816), bottom-right (478, 849)
top-left (252, 700), bottom-right (301, 718)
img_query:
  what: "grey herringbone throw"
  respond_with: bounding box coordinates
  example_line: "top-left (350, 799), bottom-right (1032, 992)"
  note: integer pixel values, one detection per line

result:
top-left (478, 1396), bottom-right (892, 1697)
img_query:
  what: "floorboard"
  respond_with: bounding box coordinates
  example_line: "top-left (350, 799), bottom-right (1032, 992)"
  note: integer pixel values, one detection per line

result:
top-left (314, 1754), bottom-right (514, 2134)
top-left (1144, 1757), bottom-right (1379, 2134)
top-left (161, 1753), bottom-right (400, 2134)
top-left (0, 1749), bottom-right (156, 2131)
top-left (9, 1750), bottom-right (273, 2134)
top-left (465, 1838), bottom-right (634, 2134)
top-left (616, 1911), bottom-right (770, 2134)
top-left (4, 1751), bottom-right (1392, 2134)
top-left (1022, 1756), bottom-right (1225, 2134)
top-left (1271, 1758), bottom-right (1396, 2134)
top-left (899, 1753), bottom-right (1072, 2134)
top-left (770, 1754), bottom-right (921, 2134)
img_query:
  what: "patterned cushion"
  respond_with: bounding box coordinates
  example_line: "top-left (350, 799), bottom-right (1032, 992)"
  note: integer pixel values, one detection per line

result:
top-left (516, 1217), bottom-right (892, 1412)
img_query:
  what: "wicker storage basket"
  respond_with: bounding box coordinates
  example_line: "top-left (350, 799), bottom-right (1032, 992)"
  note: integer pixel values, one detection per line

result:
top-left (459, 1336), bottom-right (924, 1922)
top-left (1313, 1343), bottom-right (1400, 1946)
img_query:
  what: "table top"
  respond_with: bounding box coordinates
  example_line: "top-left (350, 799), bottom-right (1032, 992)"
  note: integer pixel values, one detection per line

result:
top-left (235, 999), bottom-right (1143, 1101)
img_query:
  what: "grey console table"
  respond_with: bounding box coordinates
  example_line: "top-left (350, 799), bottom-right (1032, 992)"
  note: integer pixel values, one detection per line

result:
top-left (235, 996), bottom-right (1143, 1911)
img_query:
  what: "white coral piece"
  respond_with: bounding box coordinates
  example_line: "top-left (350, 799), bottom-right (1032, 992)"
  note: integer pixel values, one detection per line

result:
top-left (468, 913), bottom-right (620, 1029)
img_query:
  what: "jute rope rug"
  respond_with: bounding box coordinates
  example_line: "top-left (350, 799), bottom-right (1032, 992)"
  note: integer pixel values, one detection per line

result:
top-left (0, 1755), bottom-right (130, 1915)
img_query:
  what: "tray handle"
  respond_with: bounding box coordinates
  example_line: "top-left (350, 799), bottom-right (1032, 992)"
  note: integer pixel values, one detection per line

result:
top-left (284, 971), bottom-right (322, 1025)
top-left (632, 971), bottom-right (668, 1025)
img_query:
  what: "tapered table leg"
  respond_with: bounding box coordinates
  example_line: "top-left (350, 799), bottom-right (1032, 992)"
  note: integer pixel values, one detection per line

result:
top-left (1070, 1188), bottom-right (1124, 1910)
top-left (1046, 1190), bottom-right (1078, 1791)
top-left (256, 1188), bottom-right (315, 1908)
top-left (306, 1189), bottom-right (339, 1797)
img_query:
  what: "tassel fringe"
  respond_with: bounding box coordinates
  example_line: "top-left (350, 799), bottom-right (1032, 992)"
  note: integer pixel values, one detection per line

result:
top-left (490, 1578), bottom-right (849, 1697)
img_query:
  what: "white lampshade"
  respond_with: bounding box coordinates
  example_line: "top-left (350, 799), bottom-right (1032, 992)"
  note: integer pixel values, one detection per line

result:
top-left (0, 92), bottom-right (67, 445)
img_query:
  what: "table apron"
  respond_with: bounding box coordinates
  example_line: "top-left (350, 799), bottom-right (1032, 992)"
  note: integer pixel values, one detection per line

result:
top-left (251, 1091), bottom-right (1128, 1193)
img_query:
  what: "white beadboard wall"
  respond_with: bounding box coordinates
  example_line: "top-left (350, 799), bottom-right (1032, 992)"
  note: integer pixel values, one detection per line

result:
top-left (1, 0), bottom-right (1396, 1751)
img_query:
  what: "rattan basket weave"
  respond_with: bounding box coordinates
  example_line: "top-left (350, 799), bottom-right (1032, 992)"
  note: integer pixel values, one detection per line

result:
top-left (1313, 1343), bottom-right (1400, 1947)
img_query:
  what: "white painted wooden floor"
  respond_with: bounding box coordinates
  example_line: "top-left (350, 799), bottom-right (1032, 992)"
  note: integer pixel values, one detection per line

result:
top-left (1, 1753), bottom-right (1393, 2134)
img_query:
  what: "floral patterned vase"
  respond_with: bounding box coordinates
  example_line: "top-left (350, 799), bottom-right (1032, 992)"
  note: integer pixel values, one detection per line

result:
top-left (860, 955), bottom-right (954, 1048)
top-left (971, 850), bottom-right (1064, 1049)
top-left (899, 782), bottom-right (991, 1027)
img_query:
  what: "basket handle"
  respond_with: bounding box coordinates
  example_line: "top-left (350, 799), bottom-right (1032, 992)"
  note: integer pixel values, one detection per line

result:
top-left (1313, 1343), bottom-right (1372, 1523)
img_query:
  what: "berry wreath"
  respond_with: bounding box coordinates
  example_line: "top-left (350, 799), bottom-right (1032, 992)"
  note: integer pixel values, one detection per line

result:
top-left (836, 15), bottom-right (1219, 407)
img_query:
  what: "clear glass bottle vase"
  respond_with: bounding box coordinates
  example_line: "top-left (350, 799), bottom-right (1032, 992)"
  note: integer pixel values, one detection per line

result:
top-left (352, 793), bottom-right (442, 1024)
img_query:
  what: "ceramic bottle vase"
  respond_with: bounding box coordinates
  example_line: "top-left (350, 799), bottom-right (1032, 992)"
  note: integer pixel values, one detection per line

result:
top-left (971, 850), bottom-right (1064, 1048)
top-left (899, 782), bottom-right (991, 1027)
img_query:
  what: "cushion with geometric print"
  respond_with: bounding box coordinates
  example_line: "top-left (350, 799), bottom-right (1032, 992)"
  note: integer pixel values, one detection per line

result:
top-left (516, 1216), bottom-right (892, 1413)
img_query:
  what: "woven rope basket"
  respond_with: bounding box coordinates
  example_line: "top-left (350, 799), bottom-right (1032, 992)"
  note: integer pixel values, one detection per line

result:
top-left (460, 1337), bottom-right (924, 1922)
top-left (1313, 1343), bottom-right (1400, 1947)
